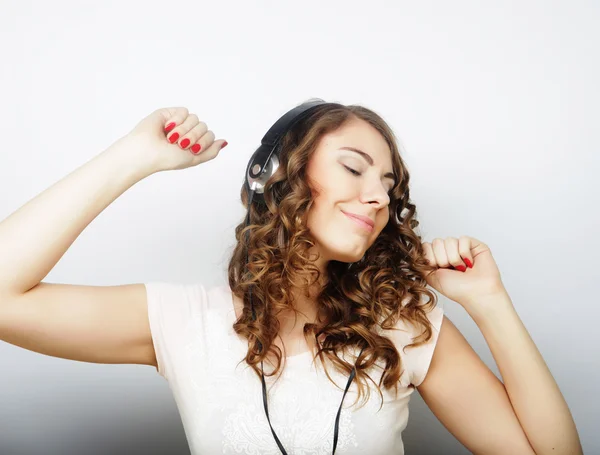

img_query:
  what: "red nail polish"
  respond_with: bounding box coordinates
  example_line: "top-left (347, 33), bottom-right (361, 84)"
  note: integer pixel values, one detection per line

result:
top-left (164, 122), bottom-right (176, 133)
top-left (180, 138), bottom-right (190, 148)
top-left (191, 144), bottom-right (201, 154)
top-left (221, 141), bottom-right (228, 149)
top-left (464, 258), bottom-right (473, 268)
top-left (456, 265), bottom-right (467, 272)
top-left (168, 132), bottom-right (179, 144)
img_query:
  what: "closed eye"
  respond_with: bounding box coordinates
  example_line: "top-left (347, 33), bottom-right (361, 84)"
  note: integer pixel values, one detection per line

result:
top-left (344, 165), bottom-right (394, 196)
top-left (343, 165), bottom-right (361, 176)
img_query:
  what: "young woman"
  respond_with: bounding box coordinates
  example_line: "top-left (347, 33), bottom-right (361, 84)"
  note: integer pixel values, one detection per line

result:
top-left (0, 103), bottom-right (582, 454)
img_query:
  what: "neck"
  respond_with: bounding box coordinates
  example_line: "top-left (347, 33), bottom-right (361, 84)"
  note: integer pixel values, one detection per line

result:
top-left (279, 287), bottom-right (319, 337)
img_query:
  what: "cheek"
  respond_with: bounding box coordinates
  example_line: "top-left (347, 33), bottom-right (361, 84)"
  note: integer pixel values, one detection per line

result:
top-left (306, 196), bottom-right (328, 230)
top-left (306, 195), bottom-right (345, 240)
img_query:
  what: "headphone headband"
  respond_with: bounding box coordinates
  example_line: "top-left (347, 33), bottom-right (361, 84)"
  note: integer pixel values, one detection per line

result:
top-left (245, 99), bottom-right (329, 196)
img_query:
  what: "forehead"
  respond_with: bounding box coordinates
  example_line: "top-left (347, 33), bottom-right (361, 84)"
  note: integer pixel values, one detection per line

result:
top-left (315, 117), bottom-right (392, 166)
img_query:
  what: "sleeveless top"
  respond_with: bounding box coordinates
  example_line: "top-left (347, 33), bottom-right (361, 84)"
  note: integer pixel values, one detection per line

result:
top-left (144, 281), bottom-right (444, 455)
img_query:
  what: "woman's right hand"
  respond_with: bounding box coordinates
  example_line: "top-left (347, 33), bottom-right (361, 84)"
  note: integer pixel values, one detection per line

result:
top-left (113, 107), bottom-right (228, 174)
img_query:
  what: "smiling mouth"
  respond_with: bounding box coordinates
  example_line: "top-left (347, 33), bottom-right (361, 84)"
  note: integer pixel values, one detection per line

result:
top-left (342, 212), bottom-right (374, 232)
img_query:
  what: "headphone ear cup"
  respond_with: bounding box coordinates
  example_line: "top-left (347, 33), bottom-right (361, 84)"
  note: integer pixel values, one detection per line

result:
top-left (246, 152), bottom-right (280, 197)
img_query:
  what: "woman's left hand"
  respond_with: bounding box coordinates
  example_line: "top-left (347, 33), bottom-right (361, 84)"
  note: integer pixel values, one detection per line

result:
top-left (422, 236), bottom-right (509, 313)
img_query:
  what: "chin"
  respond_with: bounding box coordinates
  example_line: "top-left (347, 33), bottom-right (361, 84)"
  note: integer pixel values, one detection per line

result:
top-left (308, 222), bottom-right (378, 265)
top-left (322, 243), bottom-right (369, 264)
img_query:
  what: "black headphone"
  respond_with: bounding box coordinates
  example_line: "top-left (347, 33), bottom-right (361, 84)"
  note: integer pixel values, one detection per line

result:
top-left (244, 98), bottom-right (327, 202)
top-left (242, 99), bottom-right (366, 455)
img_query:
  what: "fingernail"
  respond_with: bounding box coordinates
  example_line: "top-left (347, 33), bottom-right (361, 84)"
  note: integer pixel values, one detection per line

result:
top-left (164, 122), bottom-right (176, 133)
top-left (168, 132), bottom-right (179, 144)
top-left (221, 141), bottom-right (228, 149)
top-left (191, 144), bottom-right (201, 154)
top-left (464, 258), bottom-right (473, 268)
top-left (456, 265), bottom-right (467, 272)
top-left (180, 138), bottom-right (190, 148)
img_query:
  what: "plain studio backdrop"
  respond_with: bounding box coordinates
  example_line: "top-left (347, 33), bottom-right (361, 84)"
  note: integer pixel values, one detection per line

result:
top-left (0, 1), bottom-right (598, 454)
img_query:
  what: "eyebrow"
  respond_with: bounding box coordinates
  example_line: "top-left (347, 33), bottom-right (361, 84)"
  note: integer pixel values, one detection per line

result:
top-left (339, 146), bottom-right (397, 185)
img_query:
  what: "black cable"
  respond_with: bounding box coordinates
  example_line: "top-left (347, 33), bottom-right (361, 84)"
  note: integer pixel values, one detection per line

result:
top-left (243, 189), bottom-right (364, 454)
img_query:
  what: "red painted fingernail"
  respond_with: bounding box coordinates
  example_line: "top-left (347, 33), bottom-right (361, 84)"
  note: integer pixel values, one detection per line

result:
top-left (180, 138), bottom-right (190, 148)
top-left (221, 141), bottom-right (228, 149)
top-left (168, 132), bottom-right (179, 143)
top-left (456, 265), bottom-right (467, 272)
top-left (191, 144), bottom-right (201, 154)
top-left (164, 122), bottom-right (176, 133)
top-left (464, 258), bottom-right (473, 268)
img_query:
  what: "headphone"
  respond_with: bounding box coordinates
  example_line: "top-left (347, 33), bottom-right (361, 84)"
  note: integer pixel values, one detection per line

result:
top-left (243, 99), bottom-right (366, 455)
top-left (244, 98), bottom-right (326, 201)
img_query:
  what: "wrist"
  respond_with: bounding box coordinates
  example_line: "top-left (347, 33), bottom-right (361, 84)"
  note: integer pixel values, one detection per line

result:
top-left (463, 290), bottom-right (515, 327)
top-left (105, 136), bottom-right (158, 180)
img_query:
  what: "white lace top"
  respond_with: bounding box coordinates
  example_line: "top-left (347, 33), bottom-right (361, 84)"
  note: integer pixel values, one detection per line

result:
top-left (145, 282), bottom-right (444, 455)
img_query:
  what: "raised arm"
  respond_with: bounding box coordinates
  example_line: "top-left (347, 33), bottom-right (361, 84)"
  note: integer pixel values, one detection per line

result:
top-left (0, 107), bottom-right (227, 366)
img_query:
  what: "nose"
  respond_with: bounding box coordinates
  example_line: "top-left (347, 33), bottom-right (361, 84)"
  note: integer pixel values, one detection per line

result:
top-left (359, 180), bottom-right (390, 208)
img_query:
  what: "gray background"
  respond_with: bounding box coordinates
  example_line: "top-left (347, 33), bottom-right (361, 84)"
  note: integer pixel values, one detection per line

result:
top-left (0, 0), bottom-right (598, 454)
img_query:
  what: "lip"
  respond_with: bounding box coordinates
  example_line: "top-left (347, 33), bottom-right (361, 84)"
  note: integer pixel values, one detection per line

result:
top-left (342, 211), bottom-right (375, 232)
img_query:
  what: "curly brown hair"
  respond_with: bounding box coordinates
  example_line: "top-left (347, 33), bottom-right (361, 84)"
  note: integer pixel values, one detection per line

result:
top-left (227, 99), bottom-right (439, 410)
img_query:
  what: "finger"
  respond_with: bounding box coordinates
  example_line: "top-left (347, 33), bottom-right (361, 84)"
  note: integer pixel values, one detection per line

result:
top-left (422, 242), bottom-right (437, 267)
top-left (458, 236), bottom-right (474, 268)
top-left (193, 136), bottom-right (228, 163)
top-left (444, 237), bottom-right (466, 269)
top-left (167, 113), bottom-right (199, 145)
top-left (190, 130), bottom-right (216, 161)
top-left (432, 238), bottom-right (449, 267)
top-left (180, 120), bottom-right (208, 151)
top-left (161, 107), bottom-right (189, 133)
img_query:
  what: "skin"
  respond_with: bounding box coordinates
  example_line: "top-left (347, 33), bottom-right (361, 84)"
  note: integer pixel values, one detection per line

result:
top-left (233, 116), bottom-right (396, 357)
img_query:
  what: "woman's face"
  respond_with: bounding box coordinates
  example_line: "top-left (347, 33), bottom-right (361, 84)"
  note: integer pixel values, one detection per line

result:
top-left (305, 117), bottom-right (395, 265)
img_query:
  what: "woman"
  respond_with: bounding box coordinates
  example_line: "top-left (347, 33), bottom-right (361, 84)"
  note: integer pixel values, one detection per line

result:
top-left (0, 102), bottom-right (582, 454)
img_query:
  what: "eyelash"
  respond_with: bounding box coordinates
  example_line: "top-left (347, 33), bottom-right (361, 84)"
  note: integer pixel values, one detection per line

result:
top-left (343, 165), bottom-right (361, 176)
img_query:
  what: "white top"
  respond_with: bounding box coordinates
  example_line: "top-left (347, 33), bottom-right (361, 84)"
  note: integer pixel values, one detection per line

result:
top-left (145, 281), bottom-right (444, 455)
